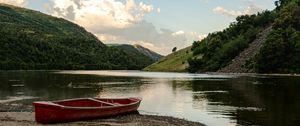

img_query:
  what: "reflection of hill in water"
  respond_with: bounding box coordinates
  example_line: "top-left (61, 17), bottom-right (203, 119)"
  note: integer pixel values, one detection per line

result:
top-left (0, 71), bottom-right (100, 101)
top-left (0, 71), bottom-right (135, 100)
top-left (0, 71), bottom-right (149, 103)
top-left (173, 76), bottom-right (300, 126)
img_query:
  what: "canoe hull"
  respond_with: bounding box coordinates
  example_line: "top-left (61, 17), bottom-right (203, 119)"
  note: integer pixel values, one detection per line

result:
top-left (33, 97), bottom-right (141, 124)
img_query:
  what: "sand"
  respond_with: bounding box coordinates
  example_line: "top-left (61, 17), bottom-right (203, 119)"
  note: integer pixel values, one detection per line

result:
top-left (0, 112), bottom-right (204, 126)
top-left (0, 103), bottom-right (204, 126)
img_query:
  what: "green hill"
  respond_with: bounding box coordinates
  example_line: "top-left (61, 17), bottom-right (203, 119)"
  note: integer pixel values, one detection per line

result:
top-left (254, 0), bottom-right (300, 73)
top-left (189, 0), bottom-right (300, 73)
top-left (133, 44), bottom-right (163, 61)
top-left (108, 44), bottom-right (163, 62)
top-left (146, 0), bottom-right (300, 73)
top-left (0, 3), bottom-right (153, 70)
top-left (107, 44), bottom-right (162, 66)
top-left (143, 46), bottom-right (193, 72)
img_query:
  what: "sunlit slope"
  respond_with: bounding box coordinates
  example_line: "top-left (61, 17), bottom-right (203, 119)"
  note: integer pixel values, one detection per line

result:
top-left (143, 46), bottom-right (192, 72)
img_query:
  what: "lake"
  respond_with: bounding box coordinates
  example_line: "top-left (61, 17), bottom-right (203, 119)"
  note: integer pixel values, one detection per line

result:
top-left (0, 70), bottom-right (300, 126)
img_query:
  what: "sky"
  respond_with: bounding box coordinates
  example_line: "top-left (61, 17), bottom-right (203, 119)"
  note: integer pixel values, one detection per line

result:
top-left (0, 0), bottom-right (277, 55)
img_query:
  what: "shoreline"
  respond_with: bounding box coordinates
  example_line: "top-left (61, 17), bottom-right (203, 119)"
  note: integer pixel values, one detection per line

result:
top-left (0, 112), bottom-right (205, 126)
top-left (1, 70), bottom-right (299, 77)
top-left (0, 103), bottom-right (204, 126)
top-left (205, 72), bottom-right (300, 77)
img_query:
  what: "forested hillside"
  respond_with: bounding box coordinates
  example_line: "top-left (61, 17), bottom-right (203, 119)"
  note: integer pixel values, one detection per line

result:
top-left (133, 44), bottom-right (163, 61)
top-left (187, 0), bottom-right (299, 73)
top-left (254, 0), bottom-right (300, 73)
top-left (188, 10), bottom-right (275, 72)
top-left (107, 44), bottom-right (162, 67)
top-left (0, 3), bottom-right (153, 70)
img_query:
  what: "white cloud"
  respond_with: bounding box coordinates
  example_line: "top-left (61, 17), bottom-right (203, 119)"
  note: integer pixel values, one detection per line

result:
top-left (139, 2), bottom-right (153, 13)
top-left (157, 8), bottom-right (161, 13)
top-left (198, 34), bottom-right (208, 41)
top-left (213, 6), bottom-right (243, 17)
top-left (0, 0), bottom-right (27, 7)
top-left (172, 30), bottom-right (185, 36)
top-left (95, 34), bottom-right (120, 42)
top-left (243, 3), bottom-right (263, 15)
top-left (50, 0), bottom-right (150, 30)
top-left (47, 0), bottom-right (185, 55)
top-left (213, 3), bottom-right (263, 17)
top-left (125, 0), bottom-right (136, 10)
top-left (190, 32), bottom-right (207, 41)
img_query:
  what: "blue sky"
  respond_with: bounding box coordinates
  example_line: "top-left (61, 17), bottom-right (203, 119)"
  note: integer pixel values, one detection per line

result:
top-left (143, 0), bottom-right (276, 33)
top-left (2, 0), bottom-right (276, 55)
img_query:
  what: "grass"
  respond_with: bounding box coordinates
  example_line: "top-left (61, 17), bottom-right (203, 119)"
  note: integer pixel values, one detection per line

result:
top-left (143, 46), bottom-right (193, 72)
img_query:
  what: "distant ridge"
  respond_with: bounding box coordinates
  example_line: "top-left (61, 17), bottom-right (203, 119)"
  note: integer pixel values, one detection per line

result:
top-left (133, 44), bottom-right (163, 61)
top-left (107, 44), bottom-right (163, 62)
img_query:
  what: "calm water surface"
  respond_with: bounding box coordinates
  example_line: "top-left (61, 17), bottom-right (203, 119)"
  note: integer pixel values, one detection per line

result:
top-left (0, 70), bottom-right (300, 126)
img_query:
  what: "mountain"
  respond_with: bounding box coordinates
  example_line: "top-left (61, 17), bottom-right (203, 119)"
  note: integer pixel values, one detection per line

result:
top-left (146, 0), bottom-right (300, 73)
top-left (0, 3), bottom-right (152, 70)
top-left (133, 44), bottom-right (163, 61)
top-left (143, 46), bottom-right (193, 72)
top-left (108, 44), bottom-right (163, 62)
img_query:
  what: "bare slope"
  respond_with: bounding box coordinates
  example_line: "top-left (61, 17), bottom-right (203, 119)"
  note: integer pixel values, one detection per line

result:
top-left (218, 26), bottom-right (273, 73)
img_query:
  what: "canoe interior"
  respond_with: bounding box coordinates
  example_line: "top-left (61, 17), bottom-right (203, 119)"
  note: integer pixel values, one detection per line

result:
top-left (55, 99), bottom-right (112, 107)
top-left (54, 98), bottom-right (139, 107)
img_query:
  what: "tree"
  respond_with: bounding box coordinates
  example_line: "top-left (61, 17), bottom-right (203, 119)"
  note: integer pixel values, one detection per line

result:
top-left (172, 47), bottom-right (177, 53)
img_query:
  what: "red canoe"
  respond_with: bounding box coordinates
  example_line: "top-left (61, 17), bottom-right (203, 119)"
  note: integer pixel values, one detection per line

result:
top-left (33, 97), bottom-right (142, 124)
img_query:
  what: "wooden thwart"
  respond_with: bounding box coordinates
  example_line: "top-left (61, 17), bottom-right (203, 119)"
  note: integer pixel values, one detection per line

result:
top-left (88, 98), bottom-right (118, 106)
